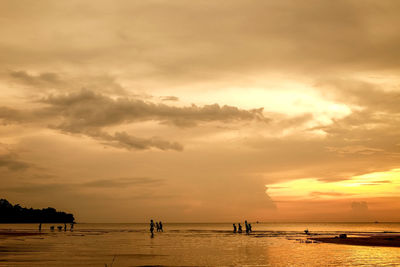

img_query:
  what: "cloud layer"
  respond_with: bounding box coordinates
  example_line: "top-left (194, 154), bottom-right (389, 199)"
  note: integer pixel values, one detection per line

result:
top-left (1, 0), bottom-right (400, 222)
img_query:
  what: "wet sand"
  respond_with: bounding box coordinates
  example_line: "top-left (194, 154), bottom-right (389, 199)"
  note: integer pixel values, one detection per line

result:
top-left (310, 235), bottom-right (400, 247)
top-left (1, 223), bottom-right (400, 266)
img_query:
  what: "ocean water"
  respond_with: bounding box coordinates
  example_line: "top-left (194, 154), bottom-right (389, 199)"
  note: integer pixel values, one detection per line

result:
top-left (1, 222), bottom-right (400, 266)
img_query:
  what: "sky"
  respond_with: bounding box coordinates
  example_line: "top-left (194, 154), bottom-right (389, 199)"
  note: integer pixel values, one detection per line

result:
top-left (1, 0), bottom-right (400, 222)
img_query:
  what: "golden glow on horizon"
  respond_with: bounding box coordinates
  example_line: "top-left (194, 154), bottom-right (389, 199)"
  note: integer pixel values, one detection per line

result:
top-left (267, 169), bottom-right (400, 201)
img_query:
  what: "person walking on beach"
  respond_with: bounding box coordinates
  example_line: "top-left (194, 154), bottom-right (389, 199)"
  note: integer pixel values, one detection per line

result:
top-left (70, 223), bottom-right (74, 231)
top-left (248, 223), bottom-right (252, 233)
top-left (150, 219), bottom-right (155, 237)
top-left (233, 223), bottom-right (237, 233)
top-left (38, 223), bottom-right (42, 232)
top-left (245, 220), bottom-right (249, 234)
top-left (64, 223), bottom-right (67, 232)
top-left (159, 221), bottom-right (163, 232)
top-left (156, 222), bottom-right (160, 232)
top-left (238, 223), bottom-right (242, 233)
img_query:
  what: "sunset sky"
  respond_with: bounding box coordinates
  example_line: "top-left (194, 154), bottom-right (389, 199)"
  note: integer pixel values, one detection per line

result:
top-left (1, 0), bottom-right (400, 222)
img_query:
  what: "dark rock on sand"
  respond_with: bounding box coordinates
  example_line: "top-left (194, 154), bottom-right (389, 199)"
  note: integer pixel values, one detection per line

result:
top-left (309, 235), bottom-right (400, 247)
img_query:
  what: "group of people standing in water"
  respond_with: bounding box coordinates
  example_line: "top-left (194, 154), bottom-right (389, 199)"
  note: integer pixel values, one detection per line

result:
top-left (149, 219), bottom-right (163, 237)
top-left (38, 222), bottom-right (74, 232)
top-left (233, 220), bottom-right (252, 234)
top-left (148, 220), bottom-right (253, 237)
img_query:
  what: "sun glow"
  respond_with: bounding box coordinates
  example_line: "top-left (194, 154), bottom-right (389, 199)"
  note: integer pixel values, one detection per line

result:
top-left (266, 169), bottom-right (400, 200)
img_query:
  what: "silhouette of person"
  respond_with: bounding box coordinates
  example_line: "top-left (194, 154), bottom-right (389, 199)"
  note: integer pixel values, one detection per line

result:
top-left (64, 223), bottom-right (67, 231)
top-left (238, 223), bottom-right (242, 233)
top-left (156, 222), bottom-right (160, 232)
top-left (248, 223), bottom-right (252, 233)
top-left (70, 223), bottom-right (74, 231)
top-left (150, 219), bottom-right (155, 237)
top-left (245, 220), bottom-right (249, 234)
top-left (233, 223), bottom-right (237, 233)
top-left (38, 223), bottom-right (42, 232)
top-left (159, 221), bottom-right (163, 232)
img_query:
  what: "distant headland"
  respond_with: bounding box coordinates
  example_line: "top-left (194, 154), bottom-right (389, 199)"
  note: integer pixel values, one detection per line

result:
top-left (0, 199), bottom-right (75, 223)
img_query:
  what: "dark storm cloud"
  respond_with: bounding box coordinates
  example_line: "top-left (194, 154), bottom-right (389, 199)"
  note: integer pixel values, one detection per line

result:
top-left (0, 90), bottom-right (267, 151)
top-left (38, 90), bottom-right (266, 150)
top-left (99, 131), bottom-right (184, 151)
top-left (40, 90), bottom-right (267, 130)
top-left (80, 130), bottom-right (184, 151)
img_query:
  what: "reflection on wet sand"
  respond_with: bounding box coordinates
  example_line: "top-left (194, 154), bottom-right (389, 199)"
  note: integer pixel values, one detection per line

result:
top-left (0, 223), bottom-right (400, 266)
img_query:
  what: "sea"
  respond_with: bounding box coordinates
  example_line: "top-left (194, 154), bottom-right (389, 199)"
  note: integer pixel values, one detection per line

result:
top-left (1, 222), bottom-right (400, 266)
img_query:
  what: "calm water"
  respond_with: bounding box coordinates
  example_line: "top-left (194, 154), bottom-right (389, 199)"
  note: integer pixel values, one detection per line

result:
top-left (1, 222), bottom-right (400, 266)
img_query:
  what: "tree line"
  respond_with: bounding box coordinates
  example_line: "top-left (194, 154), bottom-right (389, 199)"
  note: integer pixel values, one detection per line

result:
top-left (0, 199), bottom-right (75, 223)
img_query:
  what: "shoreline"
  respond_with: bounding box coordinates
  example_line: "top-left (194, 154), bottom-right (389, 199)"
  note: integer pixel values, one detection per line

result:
top-left (2, 229), bottom-right (400, 248)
